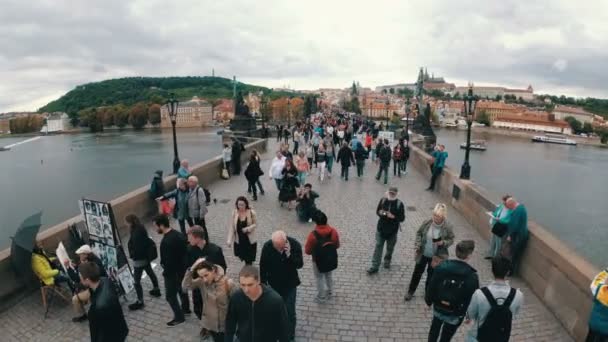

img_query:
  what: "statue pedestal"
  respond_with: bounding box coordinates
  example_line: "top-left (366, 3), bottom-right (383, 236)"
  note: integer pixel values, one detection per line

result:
top-left (230, 116), bottom-right (257, 131)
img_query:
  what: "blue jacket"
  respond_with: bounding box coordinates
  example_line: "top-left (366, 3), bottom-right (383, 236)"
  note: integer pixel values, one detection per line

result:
top-left (507, 204), bottom-right (528, 245)
top-left (589, 270), bottom-right (608, 335)
top-left (432, 151), bottom-right (448, 170)
top-left (162, 188), bottom-right (189, 220)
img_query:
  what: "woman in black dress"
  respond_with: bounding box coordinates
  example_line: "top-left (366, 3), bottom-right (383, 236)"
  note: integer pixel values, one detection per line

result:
top-left (227, 196), bottom-right (258, 265)
top-left (244, 151), bottom-right (264, 201)
top-left (278, 159), bottom-right (300, 210)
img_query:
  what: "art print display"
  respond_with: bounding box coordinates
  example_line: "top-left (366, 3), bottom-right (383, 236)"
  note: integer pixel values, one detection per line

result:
top-left (83, 200), bottom-right (115, 246)
top-left (117, 266), bottom-right (135, 295)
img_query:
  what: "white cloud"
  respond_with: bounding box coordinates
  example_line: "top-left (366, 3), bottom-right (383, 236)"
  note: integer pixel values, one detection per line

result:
top-left (1, 0), bottom-right (607, 112)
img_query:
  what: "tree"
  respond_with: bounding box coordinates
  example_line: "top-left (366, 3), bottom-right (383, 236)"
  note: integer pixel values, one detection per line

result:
top-left (9, 115), bottom-right (44, 133)
top-left (129, 103), bottom-right (149, 129)
top-left (389, 88), bottom-right (395, 94)
top-left (382, 89), bottom-right (388, 94)
top-left (102, 107), bottom-right (116, 126)
top-left (114, 104), bottom-right (129, 128)
top-left (351, 81), bottom-right (358, 96)
top-left (495, 95), bottom-right (503, 101)
top-left (148, 104), bottom-right (161, 125)
top-left (476, 110), bottom-right (491, 126)
top-left (596, 127), bottom-right (608, 144)
top-left (564, 116), bottom-right (582, 134)
top-left (582, 122), bottom-right (594, 134)
top-left (80, 108), bottom-right (103, 132)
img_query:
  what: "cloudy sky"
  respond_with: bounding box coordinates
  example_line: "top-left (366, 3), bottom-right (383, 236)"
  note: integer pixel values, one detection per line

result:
top-left (2, 0), bottom-right (607, 112)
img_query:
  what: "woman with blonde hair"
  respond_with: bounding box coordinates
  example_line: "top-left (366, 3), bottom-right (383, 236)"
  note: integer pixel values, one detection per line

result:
top-left (182, 259), bottom-right (236, 341)
top-left (227, 196), bottom-right (258, 265)
top-left (404, 203), bottom-right (455, 301)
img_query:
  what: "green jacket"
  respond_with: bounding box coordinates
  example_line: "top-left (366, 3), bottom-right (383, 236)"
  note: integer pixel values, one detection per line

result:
top-left (507, 204), bottom-right (528, 244)
top-left (414, 219), bottom-right (455, 263)
top-left (490, 204), bottom-right (511, 227)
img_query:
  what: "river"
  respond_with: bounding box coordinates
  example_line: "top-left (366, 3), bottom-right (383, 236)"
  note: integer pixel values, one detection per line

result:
top-left (435, 128), bottom-right (607, 268)
top-left (0, 128), bottom-right (222, 249)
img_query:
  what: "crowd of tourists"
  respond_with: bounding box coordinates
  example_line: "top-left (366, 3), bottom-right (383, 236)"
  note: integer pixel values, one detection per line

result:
top-left (30, 112), bottom-right (607, 342)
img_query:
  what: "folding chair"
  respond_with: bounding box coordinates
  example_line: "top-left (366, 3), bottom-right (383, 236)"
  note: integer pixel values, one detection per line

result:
top-left (39, 280), bottom-right (71, 318)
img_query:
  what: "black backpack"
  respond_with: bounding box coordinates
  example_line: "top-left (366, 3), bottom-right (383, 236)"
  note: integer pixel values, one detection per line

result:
top-left (312, 231), bottom-right (338, 273)
top-left (146, 237), bottom-right (158, 261)
top-left (477, 287), bottom-right (517, 342)
top-left (433, 267), bottom-right (471, 316)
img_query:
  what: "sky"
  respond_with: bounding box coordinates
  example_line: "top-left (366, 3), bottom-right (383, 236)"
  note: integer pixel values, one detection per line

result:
top-left (1, 0), bottom-right (607, 112)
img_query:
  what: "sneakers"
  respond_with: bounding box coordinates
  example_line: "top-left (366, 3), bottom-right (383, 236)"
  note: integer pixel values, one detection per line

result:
top-left (128, 301), bottom-right (144, 311)
top-left (404, 293), bottom-right (414, 302)
top-left (383, 263), bottom-right (391, 269)
top-left (166, 319), bottom-right (185, 327)
top-left (183, 308), bottom-right (192, 315)
top-left (149, 288), bottom-right (161, 297)
top-left (366, 268), bottom-right (379, 275)
top-left (314, 296), bottom-right (328, 304)
top-left (72, 314), bottom-right (88, 323)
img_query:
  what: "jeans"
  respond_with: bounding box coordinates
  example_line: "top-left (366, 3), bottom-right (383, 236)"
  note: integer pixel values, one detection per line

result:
top-left (164, 273), bottom-right (189, 321)
top-left (429, 167), bottom-right (443, 190)
top-left (177, 217), bottom-right (194, 236)
top-left (313, 263), bottom-right (333, 299)
top-left (371, 231), bottom-right (398, 270)
top-left (487, 233), bottom-right (503, 258)
top-left (393, 159), bottom-right (401, 176)
top-left (356, 160), bottom-right (365, 177)
top-left (133, 263), bottom-right (159, 302)
top-left (428, 315), bottom-right (461, 342)
top-left (408, 256), bottom-right (433, 295)
top-left (340, 165), bottom-right (349, 180)
top-left (297, 171), bottom-right (307, 186)
top-left (313, 146), bottom-right (319, 166)
top-left (375, 163), bottom-right (389, 184)
top-left (248, 179), bottom-right (258, 199)
top-left (293, 141), bottom-right (299, 155)
top-left (401, 158), bottom-right (408, 173)
top-left (282, 287), bottom-right (297, 340)
top-left (586, 329), bottom-right (608, 342)
top-left (317, 162), bottom-right (326, 181)
top-left (249, 178), bottom-right (264, 194)
top-left (326, 156), bottom-right (334, 174)
top-left (274, 178), bottom-right (283, 191)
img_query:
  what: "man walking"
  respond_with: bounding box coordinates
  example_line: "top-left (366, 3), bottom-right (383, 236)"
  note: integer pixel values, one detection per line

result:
top-left (367, 187), bottom-right (405, 274)
top-left (304, 210), bottom-right (340, 303)
top-left (336, 142), bottom-right (355, 181)
top-left (427, 144), bottom-right (448, 191)
top-left (354, 142), bottom-right (367, 178)
top-left (79, 262), bottom-right (129, 342)
top-left (269, 151), bottom-right (286, 191)
top-left (187, 176), bottom-right (208, 230)
top-left (225, 265), bottom-right (290, 342)
top-left (466, 256), bottom-right (524, 342)
top-left (425, 240), bottom-right (479, 342)
top-left (154, 214), bottom-right (190, 326)
top-left (186, 226), bottom-right (227, 321)
top-left (260, 230), bottom-right (304, 342)
top-left (231, 137), bottom-right (245, 175)
top-left (375, 139), bottom-right (392, 185)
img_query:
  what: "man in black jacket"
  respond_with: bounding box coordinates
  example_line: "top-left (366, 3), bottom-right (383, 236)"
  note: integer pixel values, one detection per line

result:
top-left (375, 139), bottom-right (392, 184)
top-left (154, 214), bottom-right (189, 326)
top-left (367, 187), bottom-right (406, 274)
top-left (336, 142), bottom-right (355, 181)
top-left (259, 231), bottom-right (303, 342)
top-left (425, 240), bottom-right (479, 342)
top-left (79, 261), bottom-right (128, 342)
top-left (231, 137), bottom-right (245, 175)
top-left (225, 265), bottom-right (290, 342)
top-left (186, 225), bottom-right (227, 320)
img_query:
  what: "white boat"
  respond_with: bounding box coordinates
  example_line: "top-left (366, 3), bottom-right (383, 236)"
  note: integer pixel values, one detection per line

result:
top-left (460, 140), bottom-right (487, 151)
top-left (531, 135), bottom-right (576, 146)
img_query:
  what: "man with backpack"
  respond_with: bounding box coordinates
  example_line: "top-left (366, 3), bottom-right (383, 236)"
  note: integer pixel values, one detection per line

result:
top-left (304, 210), bottom-right (340, 303)
top-left (425, 240), bottom-right (479, 342)
top-left (465, 256), bottom-right (524, 342)
top-left (367, 187), bottom-right (405, 274)
top-left (187, 176), bottom-right (208, 231)
top-left (392, 142), bottom-right (403, 177)
top-left (375, 139), bottom-right (392, 185)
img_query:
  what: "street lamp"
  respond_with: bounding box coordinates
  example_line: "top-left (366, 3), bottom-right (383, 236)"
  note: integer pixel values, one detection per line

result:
top-left (287, 97), bottom-right (292, 127)
top-left (385, 97), bottom-right (390, 128)
top-left (460, 84), bottom-right (478, 180)
top-left (166, 97), bottom-right (180, 174)
top-left (405, 96), bottom-right (411, 145)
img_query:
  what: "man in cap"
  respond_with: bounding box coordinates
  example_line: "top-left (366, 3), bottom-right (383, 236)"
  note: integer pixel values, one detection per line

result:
top-left (367, 187), bottom-right (406, 274)
top-left (67, 244), bottom-right (108, 323)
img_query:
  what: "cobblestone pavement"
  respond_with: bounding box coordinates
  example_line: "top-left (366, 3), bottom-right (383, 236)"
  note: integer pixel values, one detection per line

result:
top-left (0, 141), bottom-right (573, 342)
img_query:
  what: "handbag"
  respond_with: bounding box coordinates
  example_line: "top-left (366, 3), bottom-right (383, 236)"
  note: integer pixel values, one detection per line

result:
top-left (221, 168), bottom-right (230, 179)
top-left (491, 221), bottom-right (508, 238)
top-left (158, 199), bottom-right (175, 215)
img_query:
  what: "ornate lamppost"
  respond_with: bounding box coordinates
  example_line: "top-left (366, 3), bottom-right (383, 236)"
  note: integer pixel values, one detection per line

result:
top-left (405, 96), bottom-right (411, 145)
top-left (385, 97), bottom-right (390, 128)
top-left (460, 84), bottom-right (478, 180)
top-left (287, 97), bottom-right (292, 127)
top-left (166, 97), bottom-right (180, 174)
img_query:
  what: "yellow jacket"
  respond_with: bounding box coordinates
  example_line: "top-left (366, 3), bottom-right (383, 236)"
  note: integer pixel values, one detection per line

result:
top-left (32, 253), bottom-right (59, 285)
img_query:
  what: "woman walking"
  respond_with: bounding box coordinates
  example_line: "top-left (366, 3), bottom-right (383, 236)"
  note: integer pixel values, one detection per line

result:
top-left (227, 196), bottom-right (258, 265)
top-left (156, 178), bottom-right (190, 235)
top-left (126, 214), bottom-right (161, 311)
top-left (324, 134), bottom-right (336, 178)
top-left (182, 259), bottom-right (236, 341)
top-left (244, 151), bottom-right (264, 201)
top-left (404, 203), bottom-right (455, 301)
top-left (316, 144), bottom-right (328, 182)
top-left (279, 159), bottom-right (300, 209)
top-left (295, 151), bottom-right (310, 186)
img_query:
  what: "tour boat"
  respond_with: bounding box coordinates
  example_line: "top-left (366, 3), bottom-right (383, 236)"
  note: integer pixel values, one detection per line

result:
top-left (531, 135), bottom-right (577, 146)
top-left (460, 140), bottom-right (487, 151)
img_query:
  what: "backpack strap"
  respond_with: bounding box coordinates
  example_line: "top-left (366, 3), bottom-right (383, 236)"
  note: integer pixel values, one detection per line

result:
top-left (503, 288), bottom-right (517, 307)
top-left (480, 287), bottom-right (498, 307)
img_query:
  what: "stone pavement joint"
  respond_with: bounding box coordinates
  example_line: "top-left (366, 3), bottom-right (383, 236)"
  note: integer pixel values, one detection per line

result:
top-left (0, 141), bottom-right (572, 342)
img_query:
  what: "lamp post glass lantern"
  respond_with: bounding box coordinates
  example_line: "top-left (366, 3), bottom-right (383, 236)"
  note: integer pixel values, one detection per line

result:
top-left (460, 85), bottom-right (477, 180)
top-left (167, 98), bottom-right (181, 174)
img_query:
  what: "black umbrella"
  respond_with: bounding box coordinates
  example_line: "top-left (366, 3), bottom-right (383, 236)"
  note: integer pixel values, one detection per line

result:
top-left (10, 212), bottom-right (42, 280)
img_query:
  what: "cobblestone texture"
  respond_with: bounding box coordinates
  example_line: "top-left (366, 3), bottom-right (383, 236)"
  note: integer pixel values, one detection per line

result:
top-left (0, 141), bottom-right (573, 341)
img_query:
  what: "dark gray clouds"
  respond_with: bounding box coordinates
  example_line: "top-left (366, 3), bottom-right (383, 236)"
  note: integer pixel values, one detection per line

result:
top-left (1, 0), bottom-right (607, 112)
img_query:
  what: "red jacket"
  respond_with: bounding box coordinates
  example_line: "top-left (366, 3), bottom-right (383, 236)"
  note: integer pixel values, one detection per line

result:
top-left (304, 225), bottom-right (340, 255)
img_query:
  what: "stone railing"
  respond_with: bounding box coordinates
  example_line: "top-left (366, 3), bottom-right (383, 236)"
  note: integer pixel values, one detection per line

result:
top-left (0, 139), bottom-right (267, 309)
top-left (407, 143), bottom-right (598, 341)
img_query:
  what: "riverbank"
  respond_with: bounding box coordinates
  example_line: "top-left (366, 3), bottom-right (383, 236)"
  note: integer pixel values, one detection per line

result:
top-left (466, 126), bottom-right (606, 147)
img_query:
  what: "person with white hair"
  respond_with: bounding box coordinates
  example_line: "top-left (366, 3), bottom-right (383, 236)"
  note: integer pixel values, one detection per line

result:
top-left (187, 175), bottom-right (208, 231)
top-left (404, 203), bottom-right (455, 301)
top-left (177, 159), bottom-right (191, 180)
top-left (259, 230), bottom-right (304, 342)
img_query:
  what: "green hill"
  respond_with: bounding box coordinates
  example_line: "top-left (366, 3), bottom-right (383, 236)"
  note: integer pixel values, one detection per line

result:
top-left (38, 76), bottom-right (291, 114)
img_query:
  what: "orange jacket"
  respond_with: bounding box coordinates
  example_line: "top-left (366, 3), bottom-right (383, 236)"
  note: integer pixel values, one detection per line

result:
top-left (304, 225), bottom-right (340, 255)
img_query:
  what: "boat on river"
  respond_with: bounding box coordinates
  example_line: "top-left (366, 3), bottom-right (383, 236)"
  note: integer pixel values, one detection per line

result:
top-left (460, 140), bottom-right (487, 151)
top-left (532, 134), bottom-right (577, 146)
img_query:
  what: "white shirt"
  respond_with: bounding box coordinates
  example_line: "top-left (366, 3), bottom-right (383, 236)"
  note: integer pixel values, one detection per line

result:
top-left (269, 156), bottom-right (286, 179)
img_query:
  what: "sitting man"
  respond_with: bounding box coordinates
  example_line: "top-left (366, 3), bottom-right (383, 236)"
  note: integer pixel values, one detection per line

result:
top-left (295, 183), bottom-right (319, 223)
top-left (63, 244), bottom-right (107, 323)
